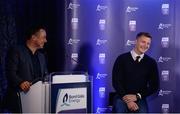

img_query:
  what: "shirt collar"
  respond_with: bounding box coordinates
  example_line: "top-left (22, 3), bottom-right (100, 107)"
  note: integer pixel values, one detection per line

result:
top-left (25, 45), bottom-right (39, 56)
top-left (131, 49), bottom-right (144, 61)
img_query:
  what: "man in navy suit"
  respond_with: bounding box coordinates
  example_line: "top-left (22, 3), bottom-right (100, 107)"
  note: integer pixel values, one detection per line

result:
top-left (112, 32), bottom-right (159, 113)
top-left (3, 24), bottom-right (48, 113)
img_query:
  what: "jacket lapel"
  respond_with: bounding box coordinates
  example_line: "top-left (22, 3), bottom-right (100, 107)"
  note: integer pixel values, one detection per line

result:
top-left (37, 53), bottom-right (44, 77)
top-left (24, 47), bottom-right (34, 77)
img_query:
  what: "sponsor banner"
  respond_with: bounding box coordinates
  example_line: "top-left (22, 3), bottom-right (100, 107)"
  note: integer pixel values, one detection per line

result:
top-left (56, 88), bottom-right (87, 113)
top-left (65, 0), bottom-right (175, 112)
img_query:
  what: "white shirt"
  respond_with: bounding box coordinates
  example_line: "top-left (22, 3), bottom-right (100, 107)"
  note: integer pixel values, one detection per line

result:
top-left (130, 49), bottom-right (144, 62)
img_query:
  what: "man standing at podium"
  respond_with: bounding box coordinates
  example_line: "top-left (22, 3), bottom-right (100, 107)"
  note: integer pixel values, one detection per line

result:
top-left (112, 32), bottom-right (159, 113)
top-left (3, 24), bottom-right (48, 113)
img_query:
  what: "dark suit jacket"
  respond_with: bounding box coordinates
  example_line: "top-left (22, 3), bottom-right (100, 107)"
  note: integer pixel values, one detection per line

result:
top-left (4, 45), bottom-right (48, 112)
top-left (6, 45), bottom-right (48, 88)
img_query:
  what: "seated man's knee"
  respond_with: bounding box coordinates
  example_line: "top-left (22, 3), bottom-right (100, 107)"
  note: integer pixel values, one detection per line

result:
top-left (113, 95), bottom-right (127, 113)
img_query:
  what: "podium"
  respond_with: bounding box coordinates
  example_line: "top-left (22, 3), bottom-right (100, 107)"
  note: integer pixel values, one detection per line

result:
top-left (50, 72), bottom-right (91, 113)
top-left (20, 81), bottom-right (49, 113)
top-left (20, 72), bottom-right (91, 113)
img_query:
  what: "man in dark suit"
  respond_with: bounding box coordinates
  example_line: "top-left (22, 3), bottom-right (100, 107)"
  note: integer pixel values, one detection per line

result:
top-left (112, 32), bottom-right (159, 113)
top-left (3, 25), bottom-right (48, 113)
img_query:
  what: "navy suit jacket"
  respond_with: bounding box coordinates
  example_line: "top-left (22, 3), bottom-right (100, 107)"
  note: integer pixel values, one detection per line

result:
top-left (3, 45), bottom-right (48, 112)
top-left (6, 45), bottom-right (48, 89)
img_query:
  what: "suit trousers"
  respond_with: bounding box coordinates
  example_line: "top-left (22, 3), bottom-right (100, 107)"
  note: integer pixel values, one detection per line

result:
top-left (3, 87), bottom-right (22, 113)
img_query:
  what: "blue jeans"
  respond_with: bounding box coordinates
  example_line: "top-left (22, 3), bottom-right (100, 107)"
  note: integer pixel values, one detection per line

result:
top-left (112, 95), bottom-right (148, 113)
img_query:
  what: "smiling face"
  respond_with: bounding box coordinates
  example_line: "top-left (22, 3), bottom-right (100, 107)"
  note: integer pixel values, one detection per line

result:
top-left (134, 35), bottom-right (151, 55)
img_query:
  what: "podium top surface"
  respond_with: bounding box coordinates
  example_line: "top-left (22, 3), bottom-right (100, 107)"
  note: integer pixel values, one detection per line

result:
top-left (52, 74), bottom-right (88, 84)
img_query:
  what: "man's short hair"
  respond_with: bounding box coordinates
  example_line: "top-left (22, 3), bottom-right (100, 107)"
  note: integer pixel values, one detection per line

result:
top-left (136, 32), bottom-right (152, 39)
top-left (25, 24), bottom-right (46, 41)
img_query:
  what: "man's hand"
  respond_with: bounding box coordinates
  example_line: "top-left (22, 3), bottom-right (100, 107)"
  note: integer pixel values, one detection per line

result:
top-left (20, 81), bottom-right (32, 92)
top-left (123, 94), bottom-right (137, 103)
top-left (126, 101), bottom-right (139, 112)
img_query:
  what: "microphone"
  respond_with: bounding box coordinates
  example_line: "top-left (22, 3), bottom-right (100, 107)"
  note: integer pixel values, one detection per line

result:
top-left (43, 71), bottom-right (49, 82)
top-left (31, 72), bottom-right (49, 84)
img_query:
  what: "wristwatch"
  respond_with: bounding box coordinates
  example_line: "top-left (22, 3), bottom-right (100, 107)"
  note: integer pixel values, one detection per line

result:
top-left (136, 93), bottom-right (141, 100)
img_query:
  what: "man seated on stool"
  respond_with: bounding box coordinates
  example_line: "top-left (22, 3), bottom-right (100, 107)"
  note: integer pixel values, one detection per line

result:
top-left (112, 32), bottom-right (159, 113)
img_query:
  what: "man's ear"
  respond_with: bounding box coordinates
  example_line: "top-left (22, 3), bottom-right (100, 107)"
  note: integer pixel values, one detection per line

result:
top-left (135, 39), bottom-right (137, 44)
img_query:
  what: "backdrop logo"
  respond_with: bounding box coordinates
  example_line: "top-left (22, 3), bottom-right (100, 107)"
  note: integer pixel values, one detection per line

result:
top-left (71, 18), bottom-right (78, 30)
top-left (162, 104), bottom-right (169, 113)
top-left (158, 89), bottom-right (172, 96)
top-left (99, 53), bottom-right (106, 64)
top-left (126, 6), bottom-right (138, 13)
top-left (129, 20), bottom-right (136, 31)
top-left (68, 38), bottom-right (80, 45)
top-left (99, 19), bottom-right (106, 30)
top-left (158, 23), bottom-right (171, 30)
top-left (161, 70), bottom-right (169, 81)
top-left (161, 37), bottom-right (169, 48)
top-left (96, 73), bottom-right (108, 79)
top-left (96, 39), bottom-right (107, 46)
top-left (126, 40), bottom-right (135, 46)
top-left (96, 5), bottom-right (108, 12)
top-left (96, 107), bottom-right (109, 113)
top-left (71, 53), bottom-right (78, 65)
top-left (61, 93), bottom-right (70, 107)
top-left (99, 87), bottom-right (106, 98)
top-left (161, 4), bottom-right (169, 15)
top-left (158, 56), bottom-right (171, 63)
top-left (67, 3), bottom-right (80, 10)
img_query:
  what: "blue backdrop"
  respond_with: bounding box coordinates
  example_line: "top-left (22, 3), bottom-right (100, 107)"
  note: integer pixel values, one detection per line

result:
top-left (64, 0), bottom-right (177, 113)
top-left (1, 0), bottom-right (180, 113)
